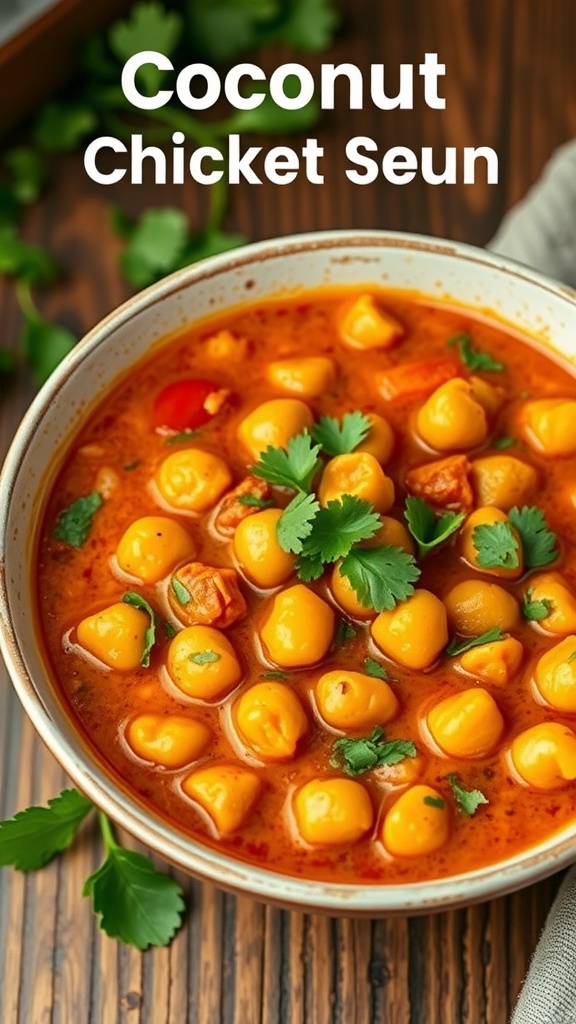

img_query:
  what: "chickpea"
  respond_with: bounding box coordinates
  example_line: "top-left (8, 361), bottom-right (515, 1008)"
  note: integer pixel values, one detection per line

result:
top-left (374, 754), bottom-right (424, 787)
top-left (77, 602), bottom-right (149, 670)
top-left (166, 625), bottom-right (242, 700)
top-left (336, 294), bottom-right (404, 350)
top-left (330, 561), bottom-right (377, 619)
top-left (126, 714), bottom-right (210, 768)
top-left (156, 449), bottom-right (232, 513)
top-left (234, 682), bottom-right (308, 761)
top-left (233, 508), bottom-right (295, 589)
top-left (205, 329), bottom-right (248, 362)
top-left (315, 669), bottom-right (399, 731)
top-left (116, 515), bottom-right (196, 584)
top-left (371, 590), bottom-right (448, 670)
top-left (524, 574), bottom-right (576, 636)
top-left (426, 688), bottom-right (504, 758)
top-left (444, 580), bottom-right (520, 636)
top-left (293, 778), bottom-right (374, 845)
top-left (260, 584), bottom-right (334, 668)
top-left (182, 764), bottom-right (262, 833)
top-left (267, 357), bottom-right (335, 398)
top-left (459, 637), bottom-right (524, 687)
top-left (471, 455), bottom-right (537, 511)
top-left (382, 785), bottom-right (450, 857)
top-left (318, 452), bottom-right (395, 513)
top-left (468, 376), bottom-right (505, 416)
top-left (511, 723), bottom-right (576, 790)
top-left (521, 398), bottom-right (576, 456)
top-left (359, 515), bottom-right (415, 555)
top-left (460, 507), bottom-right (523, 580)
top-left (416, 379), bottom-right (488, 452)
top-left (533, 636), bottom-right (576, 712)
top-left (237, 399), bottom-right (313, 461)
top-left (355, 413), bottom-right (395, 465)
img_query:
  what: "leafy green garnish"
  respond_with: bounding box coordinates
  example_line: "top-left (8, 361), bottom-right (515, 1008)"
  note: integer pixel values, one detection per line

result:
top-left (237, 494), bottom-right (274, 509)
top-left (188, 0), bottom-right (339, 62)
top-left (165, 430), bottom-right (199, 445)
top-left (404, 496), bottom-right (465, 558)
top-left (33, 102), bottom-right (97, 152)
top-left (189, 650), bottom-right (221, 665)
top-left (423, 795), bottom-right (446, 809)
top-left (299, 496), bottom-right (380, 563)
top-left (122, 592), bottom-right (156, 667)
top-left (109, 2), bottom-right (183, 94)
top-left (276, 492), bottom-right (320, 554)
top-left (251, 432), bottom-right (322, 492)
top-left (363, 658), bottom-right (389, 680)
top-left (311, 411), bottom-right (371, 457)
top-left (294, 550), bottom-right (326, 582)
top-left (522, 589), bottom-right (552, 622)
top-left (330, 727), bottom-right (416, 777)
top-left (0, 789), bottom-right (93, 870)
top-left (120, 209), bottom-right (189, 289)
top-left (339, 546), bottom-right (421, 613)
top-left (568, 651), bottom-right (576, 664)
top-left (445, 628), bottom-right (506, 657)
top-left (54, 492), bottom-right (103, 548)
top-left (493, 435), bottom-right (515, 450)
top-left (261, 670), bottom-right (290, 680)
top-left (0, 225), bottom-right (57, 285)
top-left (22, 314), bottom-right (77, 385)
top-left (164, 621), bottom-right (178, 639)
top-left (4, 148), bottom-right (47, 205)
top-left (334, 618), bottom-right (357, 646)
top-left (472, 520), bottom-right (520, 569)
top-left (508, 505), bottom-right (558, 569)
top-left (171, 578), bottom-right (191, 605)
top-left (446, 774), bottom-right (488, 816)
top-left (448, 333), bottom-right (505, 372)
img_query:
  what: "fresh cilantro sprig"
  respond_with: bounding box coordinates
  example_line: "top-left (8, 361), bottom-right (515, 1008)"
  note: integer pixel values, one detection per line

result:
top-left (448, 333), bottom-right (505, 372)
top-left (277, 492), bottom-right (320, 554)
top-left (122, 592), bottom-right (157, 668)
top-left (445, 628), bottom-right (506, 657)
top-left (330, 727), bottom-right (416, 777)
top-left (311, 411), bottom-right (371, 457)
top-left (404, 496), bottom-right (465, 558)
top-left (251, 432), bottom-right (322, 492)
top-left (298, 496), bottom-right (381, 562)
top-left (493, 435), bottom-right (515, 450)
top-left (446, 774), bottom-right (489, 816)
top-left (339, 546), bottom-right (421, 612)
top-left (0, 789), bottom-right (93, 870)
top-left (363, 658), bottom-right (389, 680)
top-left (522, 589), bottom-right (552, 622)
top-left (508, 506), bottom-right (558, 569)
top-left (472, 520), bottom-right (520, 570)
top-left (53, 492), bottom-right (103, 548)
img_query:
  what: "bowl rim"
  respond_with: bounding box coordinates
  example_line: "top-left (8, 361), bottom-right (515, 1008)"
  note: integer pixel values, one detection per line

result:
top-left (2, 227), bottom-right (576, 914)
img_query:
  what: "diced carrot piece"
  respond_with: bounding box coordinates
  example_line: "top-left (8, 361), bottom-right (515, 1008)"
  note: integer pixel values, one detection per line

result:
top-left (378, 358), bottom-right (461, 402)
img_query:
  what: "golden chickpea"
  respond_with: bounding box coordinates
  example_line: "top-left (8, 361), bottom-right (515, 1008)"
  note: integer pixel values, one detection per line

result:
top-left (521, 398), bottom-right (576, 456)
top-left (234, 682), bottom-right (308, 761)
top-left (205, 329), bottom-right (248, 362)
top-left (293, 778), bottom-right (374, 845)
top-left (359, 515), bottom-right (415, 555)
top-left (267, 357), bottom-right (335, 398)
top-left (77, 602), bottom-right (149, 671)
top-left (444, 580), bottom-right (520, 636)
top-left (237, 399), bottom-right (313, 461)
top-left (382, 785), bottom-right (450, 857)
top-left (371, 590), bottom-right (448, 670)
top-left (374, 754), bottom-right (424, 787)
top-left (468, 376), bottom-right (505, 416)
top-left (511, 723), bottom-right (576, 790)
top-left (125, 714), bottom-right (211, 768)
top-left (182, 764), bottom-right (262, 833)
top-left (460, 507), bottom-right (523, 580)
top-left (116, 515), bottom-right (196, 583)
top-left (471, 455), bottom-right (538, 511)
top-left (355, 413), bottom-right (395, 465)
top-left (233, 508), bottom-right (295, 589)
top-left (426, 688), bottom-right (504, 758)
top-left (459, 637), bottom-right (524, 687)
top-left (166, 625), bottom-right (242, 701)
top-left (318, 452), bottom-right (395, 513)
top-left (330, 561), bottom-right (377, 619)
top-left (315, 669), bottom-right (399, 731)
top-left (524, 574), bottom-right (576, 636)
top-left (336, 293), bottom-right (404, 350)
top-left (533, 636), bottom-right (576, 712)
top-left (260, 584), bottom-right (334, 668)
top-left (156, 449), bottom-right (232, 512)
top-left (416, 379), bottom-right (488, 452)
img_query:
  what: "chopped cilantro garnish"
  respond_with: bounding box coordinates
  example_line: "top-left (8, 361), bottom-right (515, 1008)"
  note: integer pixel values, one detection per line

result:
top-left (423, 795), bottom-right (446, 809)
top-left (446, 628), bottom-right (506, 657)
top-left (335, 618), bottom-right (357, 646)
top-left (330, 727), bottom-right (416, 777)
top-left (237, 494), bottom-right (274, 509)
top-left (295, 550), bottom-right (326, 581)
top-left (493, 436), bottom-right (515, 450)
top-left (251, 431), bottom-right (322, 492)
top-left (171, 578), bottom-right (191, 605)
top-left (122, 592), bottom-right (156, 667)
top-left (448, 333), bottom-right (505, 372)
top-left (339, 545), bottom-right (420, 613)
top-left (568, 651), bottom-right (576, 664)
top-left (165, 431), bottom-right (199, 445)
top-left (404, 496), bottom-right (465, 558)
top-left (508, 506), bottom-right (558, 569)
top-left (363, 658), bottom-right (389, 680)
top-left (261, 670), bottom-right (290, 680)
top-left (522, 589), bottom-right (552, 622)
top-left (300, 495), bottom-right (380, 562)
top-left (446, 774), bottom-right (489, 816)
top-left (53, 492), bottom-right (103, 548)
top-left (189, 650), bottom-right (221, 665)
top-left (276, 492), bottom-right (320, 554)
top-left (472, 520), bottom-right (520, 569)
top-left (311, 411), bottom-right (371, 457)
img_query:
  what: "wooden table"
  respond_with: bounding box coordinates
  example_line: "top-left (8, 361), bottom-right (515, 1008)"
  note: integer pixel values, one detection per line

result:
top-left (1, 2), bottom-right (576, 1021)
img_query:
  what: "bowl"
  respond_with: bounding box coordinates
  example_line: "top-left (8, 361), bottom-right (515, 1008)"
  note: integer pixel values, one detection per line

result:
top-left (1, 229), bottom-right (576, 915)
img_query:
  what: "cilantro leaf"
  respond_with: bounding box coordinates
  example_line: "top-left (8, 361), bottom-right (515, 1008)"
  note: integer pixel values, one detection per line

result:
top-left (295, 550), bottom-right (325, 581)
top-left (276, 0), bottom-right (340, 52)
top-left (311, 411), bottom-right (371, 457)
top-left (493, 435), bottom-right (515, 450)
top-left (446, 774), bottom-right (489, 816)
top-left (330, 727), bottom-right (416, 777)
top-left (237, 493), bottom-right (274, 509)
top-left (472, 521), bottom-right (520, 569)
top-left (404, 496), bottom-right (465, 558)
top-left (109, 2), bottom-right (183, 94)
top-left (186, 0), bottom-right (279, 62)
top-left (301, 496), bottom-right (380, 562)
top-left (33, 102), bottom-right (97, 152)
top-left (508, 505), bottom-right (558, 569)
top-left (251, 432), bottom-right (321, 492)
top-left (165, 431), bottom-right (200, 446)
top-left (423, 795), bottom-right (445, 809)
top-left (122, 592), bottom-right (156, 667)
top-left (339, 546), bottom-right (420, 612)
top-left (363, 658), bottom-right (389, 680)
top-left (189, 650), bottom-right (221, 664)
top-left (171, 578), bottom-right (191, 605)
top-left (448, 333), bottom-right (505, 372)
top-left (335, 618), bottom-right (357, 646)
top-left (0, 789), bottom-right (93, 870)
top-left (261, 670), bottom-right (290, 680)
top-left (174, 229), bottom-right (247, 269)
top-left (522, 588), bottom-right (553, 622)
top-left (54, 492), bottom-right (103, 548)
top-left (445, 627), bottom-right (506, 657)
top-left (276, 492), bottom-right (320, 554)
top-left (164, 621), bottom-right (178, 639)
top-left (119, 209), bottom-right (189, 289)
top-left (4, 148), bottom-right (47, 205)
top-left (225, 83), bottom-right (320, 136)
top-left (84, 815), bottom-right (184, 950)
top-left (0, 226), bottom-right (57, 285)
top-left (22, 316), bottom-right (77, 385)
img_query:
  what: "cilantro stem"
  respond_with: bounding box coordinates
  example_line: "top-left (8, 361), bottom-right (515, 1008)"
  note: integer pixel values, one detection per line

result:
top-left (97, 811), bottom-right (119, 853)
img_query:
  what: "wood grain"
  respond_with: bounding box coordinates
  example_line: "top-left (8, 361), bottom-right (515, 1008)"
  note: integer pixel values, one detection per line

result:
top-left (1, 1), bottom-right (576, 1021)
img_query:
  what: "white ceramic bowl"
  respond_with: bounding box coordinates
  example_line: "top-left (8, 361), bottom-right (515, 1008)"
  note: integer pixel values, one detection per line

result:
top-left (1, 230), bottom-right (576, 915)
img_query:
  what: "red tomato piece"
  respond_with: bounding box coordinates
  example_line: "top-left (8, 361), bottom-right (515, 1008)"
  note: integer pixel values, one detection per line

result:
top-left (152, 379), bottom-right (218, 432)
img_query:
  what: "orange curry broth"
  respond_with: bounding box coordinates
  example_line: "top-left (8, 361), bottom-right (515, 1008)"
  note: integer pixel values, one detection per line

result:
top-left (36, 288), bottom-right (576, 884)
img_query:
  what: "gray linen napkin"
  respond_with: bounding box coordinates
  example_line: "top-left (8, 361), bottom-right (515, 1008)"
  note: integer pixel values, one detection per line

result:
top-left (486, 138), bottom-right (576, 1024)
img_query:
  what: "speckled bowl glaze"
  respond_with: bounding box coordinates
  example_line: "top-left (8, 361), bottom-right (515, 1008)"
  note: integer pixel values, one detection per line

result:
top-left (1, 230), bottom-right (576, 915)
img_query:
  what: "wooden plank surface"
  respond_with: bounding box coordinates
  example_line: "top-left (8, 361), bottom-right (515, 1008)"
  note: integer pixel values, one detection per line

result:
top-left (1, 1), bottom-right (576, 1021)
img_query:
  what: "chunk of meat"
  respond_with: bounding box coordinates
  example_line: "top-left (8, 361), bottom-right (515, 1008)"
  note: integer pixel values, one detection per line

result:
top-left (378, 358), bottom-right (460, 402)
top-left (213, 475), bottom-right (271, 535)
top-left (169, 563), bottom-right (247, 628)
top-left (405, 455), bottom-right (473, 511)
